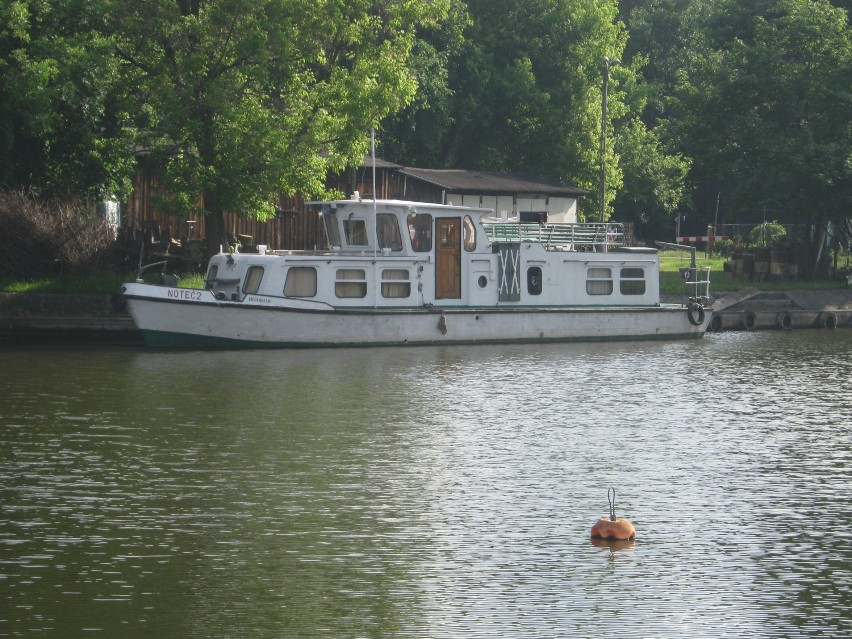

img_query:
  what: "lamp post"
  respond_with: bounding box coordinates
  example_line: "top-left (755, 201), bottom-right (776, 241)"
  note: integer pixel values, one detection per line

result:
top-left (598, 56), bottom-right (620, 223)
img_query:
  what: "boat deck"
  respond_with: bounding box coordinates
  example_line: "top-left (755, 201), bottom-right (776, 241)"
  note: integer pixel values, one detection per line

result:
top-left (483, 222), bottom-right (624, 251)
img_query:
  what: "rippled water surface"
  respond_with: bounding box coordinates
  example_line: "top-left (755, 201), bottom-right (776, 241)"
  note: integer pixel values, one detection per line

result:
top-left (1, 330), bottom-right (851, 637)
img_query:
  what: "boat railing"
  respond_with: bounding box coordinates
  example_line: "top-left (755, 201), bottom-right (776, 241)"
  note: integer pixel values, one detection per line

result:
top-left (682, 265), bottom-right (712, 305)
top-left (655, 241), bottom-right (712, 307)
top-left (483, 222), bottom-right (625, 252)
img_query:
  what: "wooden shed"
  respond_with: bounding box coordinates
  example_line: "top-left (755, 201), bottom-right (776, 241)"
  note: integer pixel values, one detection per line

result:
top-left (122, 158), bottom-right (589, 254)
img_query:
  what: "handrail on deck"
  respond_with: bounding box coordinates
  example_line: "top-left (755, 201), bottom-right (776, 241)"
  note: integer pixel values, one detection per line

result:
top-left (483, 222), bottom-right (625, 252)
top-left (655, 241), bottom-right (712, 305)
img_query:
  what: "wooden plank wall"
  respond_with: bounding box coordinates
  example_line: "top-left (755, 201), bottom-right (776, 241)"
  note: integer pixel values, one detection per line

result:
top-left (123, 164), bottom-right (443, 251)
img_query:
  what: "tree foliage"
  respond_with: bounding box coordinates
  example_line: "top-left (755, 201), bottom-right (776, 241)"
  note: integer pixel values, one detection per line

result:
top-left (631, 0), bottom-right (850, 234)
top-left (1, 0), bottom-right (456, 253)
top-left (384, 0), bottom-right (632, 220)
top-left (614, 119), bottom-right (691, 241)
top-left (110, 0), bottom-right (454, 252)
top-left (0, 0), bottom-right (848, 246)
top-left (0, 0), bottom-right (133, 198)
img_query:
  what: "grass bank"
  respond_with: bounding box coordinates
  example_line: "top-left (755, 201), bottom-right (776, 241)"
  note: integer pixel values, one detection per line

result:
top-left (0, 272), bottom-right (206, 294)
top-left (658, 252), bottom-right (848, 294)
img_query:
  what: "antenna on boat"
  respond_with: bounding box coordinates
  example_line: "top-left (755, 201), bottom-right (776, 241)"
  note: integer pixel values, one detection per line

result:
top-left (371, 128), bottom-right (377, 202)
top-left (371, 127), bottom-right (378, 303)
top-left (371, 127), bottom-right (378, 218)
top-left (371, 129), bottom-right (378, 238)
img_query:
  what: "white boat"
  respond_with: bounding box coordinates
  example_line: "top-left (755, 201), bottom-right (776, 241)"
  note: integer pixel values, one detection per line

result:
top-left (118, 195), bottom-right (712, 348)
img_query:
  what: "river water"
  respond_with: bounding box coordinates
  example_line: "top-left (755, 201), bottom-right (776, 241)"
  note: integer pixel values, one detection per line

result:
top-left (1, 330), bottom-right (850, 638)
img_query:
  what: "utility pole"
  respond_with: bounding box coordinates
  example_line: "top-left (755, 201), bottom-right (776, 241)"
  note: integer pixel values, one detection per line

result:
top-left (598, 56), bottom-right (620, 223)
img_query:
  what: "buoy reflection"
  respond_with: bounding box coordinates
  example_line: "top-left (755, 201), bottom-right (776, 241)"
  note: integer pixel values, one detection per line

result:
top-left (590, 537), bottom-right (635, 551)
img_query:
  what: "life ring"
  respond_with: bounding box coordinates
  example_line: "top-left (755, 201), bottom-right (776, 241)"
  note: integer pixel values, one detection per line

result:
top-left (709, 314), bottom-right (723, 333)
top-left (817, 312), bottom-right (838, 329)
top-left (776, 312), bottom-right (793, 330)
top-left (743, 311), bottom-right (757, 331)
top-left (687, 302), bottom-right (705, 326)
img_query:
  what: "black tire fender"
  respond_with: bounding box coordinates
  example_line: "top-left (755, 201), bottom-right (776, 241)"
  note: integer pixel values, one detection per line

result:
top-left (709, 314), bottom-right (723, 333)
top-left (817, 312), bottom-right (837, 329)
top-left (687, 302), bottom-right (705, 326)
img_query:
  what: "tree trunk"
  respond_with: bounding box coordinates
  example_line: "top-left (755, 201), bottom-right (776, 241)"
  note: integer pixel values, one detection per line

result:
top-left (204, 190), bottom-right (229, 258)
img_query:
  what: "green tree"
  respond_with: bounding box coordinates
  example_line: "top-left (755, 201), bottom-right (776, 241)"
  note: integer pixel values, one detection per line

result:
top-left (381, 0), bottom-right (469, 166)
top-left (385, 0), bottom-right (629, 220)
top-left (111, 0), bottom-right (453, 254)
top-left (614, 119), bottom-right (691, 242)
top-left (671, 0), bottom-right (851, 233)
top-left (0, 0), bottom-right (133, 198)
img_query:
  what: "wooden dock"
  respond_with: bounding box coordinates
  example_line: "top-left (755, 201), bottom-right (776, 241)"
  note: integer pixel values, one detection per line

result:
top-left (709, 289), bottom-right (852, 332)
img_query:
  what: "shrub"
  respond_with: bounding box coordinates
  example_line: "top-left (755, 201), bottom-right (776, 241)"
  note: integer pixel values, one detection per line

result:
top-left (0, 188), bottom-right (119, 279)
top-left (712, 238), bottom-right (737, 257)
top-left (749, 221), bottom-right (787, 246)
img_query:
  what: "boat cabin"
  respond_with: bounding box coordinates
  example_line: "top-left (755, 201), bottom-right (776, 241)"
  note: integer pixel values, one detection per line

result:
top-left (204, 196), bottom-right (661, 310)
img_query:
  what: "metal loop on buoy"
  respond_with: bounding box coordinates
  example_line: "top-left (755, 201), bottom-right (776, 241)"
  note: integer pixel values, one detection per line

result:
top-left (608, 487), bottom-right (617, 521)
top-left (591, 487), bottom-right (636, 541)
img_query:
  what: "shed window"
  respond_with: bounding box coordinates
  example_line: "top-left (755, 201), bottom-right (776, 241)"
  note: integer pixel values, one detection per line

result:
top-left (586, 267), bottom-right (613, 296)
top-left (336, 268), bottom-right (367, 298)
top-left (242, 266), bottom-right (264, 294)
top-left (284, 267), bottom-right (317, 297)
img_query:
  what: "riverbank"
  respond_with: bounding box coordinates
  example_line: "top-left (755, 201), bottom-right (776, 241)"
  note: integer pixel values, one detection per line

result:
top-left (3, 289), bottom-right (851, 344)
top-left (0, 292), bottom-right (143, 345)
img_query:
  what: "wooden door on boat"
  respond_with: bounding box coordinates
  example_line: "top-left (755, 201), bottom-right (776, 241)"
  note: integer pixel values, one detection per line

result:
top-left (436, 218), bottom-right (461, 299)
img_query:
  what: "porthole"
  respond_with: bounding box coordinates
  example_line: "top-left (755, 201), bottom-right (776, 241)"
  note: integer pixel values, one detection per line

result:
top-left (527, 267), bottom-right (543, 295)
top-left (478, 275), bottom-right (488, 288)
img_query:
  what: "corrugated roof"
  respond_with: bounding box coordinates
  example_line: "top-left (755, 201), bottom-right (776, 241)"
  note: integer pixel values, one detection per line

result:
top-left (359, 156), bottom-right (404, 170)
top-left (397, 167), bottom-right (589, 197)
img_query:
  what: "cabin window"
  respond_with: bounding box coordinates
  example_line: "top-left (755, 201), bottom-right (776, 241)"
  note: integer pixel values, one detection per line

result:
top-left (344, 218), bottom-right (368, 246)
top-left (205, 265), bottom-right (218, 289)
top-left (620, 267), bottom-right (646, 295)
top-left (381, 269), bottom-right (411, 298)
top-left (335, 268), bottom-right (367, 298)
top-left (324, 211), bottom-right (341, 247)
top-left (377, 214), bottom-right (403, 251)
top-left (527, 267), bottom-right (543, 295)
top-left (586, 267), bottom-right (613, 295)
top-left (407, 212), bottom-right (433, 252)
top-left (439, 223), bottom-right (456, 248)
top-left (242, 266), bottom-right (264, 295)
top-left (284, 267), bottom-right (317, 297)
top-left (463, 215), bottom-right (476, 252)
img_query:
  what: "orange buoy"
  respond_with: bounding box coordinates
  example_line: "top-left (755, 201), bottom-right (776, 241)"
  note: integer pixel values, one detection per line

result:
top-left (591, 517), bottom-right (635, 540)
top-left (591, 487), bottom-right (636, 541)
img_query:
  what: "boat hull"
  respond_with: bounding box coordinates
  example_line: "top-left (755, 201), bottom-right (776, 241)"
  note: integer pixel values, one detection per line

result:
top-left (123, 284), bottom-right (710, 349)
